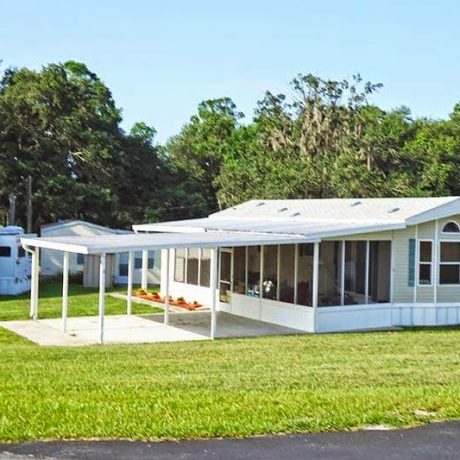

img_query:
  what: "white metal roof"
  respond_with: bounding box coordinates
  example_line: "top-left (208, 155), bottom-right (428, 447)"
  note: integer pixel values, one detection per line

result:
top-left (21, 232), bottom-right (310, 255)
top-left (134, 197), bottom-right (460, 237)
top-left (208, 197), bottom-right (460, 221)
top-left (23, 197), bottom-right (460, 254)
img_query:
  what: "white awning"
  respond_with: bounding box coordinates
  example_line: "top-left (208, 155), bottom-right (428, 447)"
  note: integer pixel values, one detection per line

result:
top-left (133, 218), bottom-right (406, 239)
top-left (21, 231), bottom-right (311, 255)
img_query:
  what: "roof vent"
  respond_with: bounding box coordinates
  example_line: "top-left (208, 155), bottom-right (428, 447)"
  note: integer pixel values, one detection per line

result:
top-left (291, 212), bottom-right (301, 217)
top-left (279, 207), bottom-right (288, 212)
top-left (256, 202), bottom-right (266, 207)
top-left (351, 201), bottom-right (362, 207)
top-left (389, 207), bottom-right (400, 213)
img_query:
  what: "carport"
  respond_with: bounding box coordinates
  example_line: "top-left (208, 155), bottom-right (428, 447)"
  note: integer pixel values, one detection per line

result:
top-left (21, 231), bottom-right (307, 344)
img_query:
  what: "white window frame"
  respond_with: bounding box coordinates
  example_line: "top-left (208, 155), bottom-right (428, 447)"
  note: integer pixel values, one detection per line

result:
top-left (438, 240), bottom-right (460, 286)
top-left (174, 248), bottom-right (213, 287)
top-left (173, 248), bottom-right (188, 284)
top-left (417, 239), bottom-right (433, 287)
top-left (441, 220), bottom-right (460, 234)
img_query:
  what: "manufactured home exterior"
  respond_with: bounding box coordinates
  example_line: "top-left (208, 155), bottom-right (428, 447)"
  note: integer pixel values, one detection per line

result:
top-left (41, 220), bottom-right (160, 285)
top-left (135, 198), bottom-right (460, 333)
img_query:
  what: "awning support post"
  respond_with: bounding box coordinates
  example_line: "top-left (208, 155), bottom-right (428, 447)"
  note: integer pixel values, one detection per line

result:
top-left (30, 247), bottom-right (40, 320)
top-left (98, 253), bottom-right (106, 344)
top-left (62, 252), bottom-right (69, 332)
top-left (312, 242), bottom-right (319, 333)
top-left (210, 247), bottom-right (218, 339)
top-left (164, 248), bottom-right (170, 325)
top-left (127, 251), bottom-right (134, 315)
top-left (141, 250), bottom-right (148, 290)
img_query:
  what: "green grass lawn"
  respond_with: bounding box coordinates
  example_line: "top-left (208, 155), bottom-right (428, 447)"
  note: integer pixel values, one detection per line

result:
top-left (0, 282), bottom-right (162, 321)
top-left (0, 325), bottom-right (460, 441)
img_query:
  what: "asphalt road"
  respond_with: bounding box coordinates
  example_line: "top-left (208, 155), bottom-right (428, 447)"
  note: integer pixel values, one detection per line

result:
top-left (1, 421), bottom-right (460, 460)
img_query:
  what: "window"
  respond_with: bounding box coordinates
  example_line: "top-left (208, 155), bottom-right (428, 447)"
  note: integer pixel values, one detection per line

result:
top-left (77, 253), bottom-right (84, 265)
top-left (186, 248), bottom-right (199, 285)
top-left (232, 247), bottom-right (246, 294)
top-left (199, 249), bottom-right (211, 287)
top-left (174, 248), bottom-right (212, 286)
top-left (319, 241), bottom-right (343, 306)
top-left (297, 243), bottom-right (314, 306)
top-left (279, 245), bottom-right (295, 303)
top-left (440, 242), bottom-right (460, 284)
top-left (117, 251), bottom-right (154, 277)
top-left (134, 252), bottom-right (154, 270)
top-left (368, 241), bottom-right (391, 302)
top-left (418, 241), bottom-right (432, 285)
top-left (0, 246), bottom-right (11, 257)
top-left (442, 221), bottom-right (460, 233)
top-left (344, 241), bottom-right (366, 305)
top-left (219, 250), bottom-right (232, 301)
top-left (174, 248), bottom-right (187, 283)
top-left (247, 246), bottom-right (261, 297)
top-left (262, 246), bottom-right (278, 299)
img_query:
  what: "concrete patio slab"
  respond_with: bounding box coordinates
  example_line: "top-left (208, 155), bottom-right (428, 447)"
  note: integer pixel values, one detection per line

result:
top-left (144, 311), bottom-right (305, 339)
top-left (0, 312), bottom-right (305, 347)
top-left (0, 315), bottom-right (210, 346)
top-left (0, 320), bottom-right (93, 346)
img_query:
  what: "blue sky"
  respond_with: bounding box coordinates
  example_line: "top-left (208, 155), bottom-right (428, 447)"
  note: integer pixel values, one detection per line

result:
top-left (1, 0), bottom-right (459, 141)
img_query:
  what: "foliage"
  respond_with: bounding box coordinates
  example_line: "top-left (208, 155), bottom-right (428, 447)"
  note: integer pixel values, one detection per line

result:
top-left (0, 61), bottom-right (203, 229)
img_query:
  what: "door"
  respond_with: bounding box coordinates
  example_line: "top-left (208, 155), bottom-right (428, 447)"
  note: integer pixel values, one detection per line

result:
top-left (219, 249), bottom-right (232, 303)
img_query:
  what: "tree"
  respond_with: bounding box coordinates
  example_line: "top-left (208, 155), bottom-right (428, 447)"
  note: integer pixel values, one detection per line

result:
top-left (166, 98), bottom-right (243, 213)
top-left (0, 61), bottom-right (127, 229)
top-left (217, 74), bottom-right (384, 206)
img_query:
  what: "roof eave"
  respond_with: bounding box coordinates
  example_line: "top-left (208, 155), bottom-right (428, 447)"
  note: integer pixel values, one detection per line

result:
top-left (406, 198), bottom-right (460, 225)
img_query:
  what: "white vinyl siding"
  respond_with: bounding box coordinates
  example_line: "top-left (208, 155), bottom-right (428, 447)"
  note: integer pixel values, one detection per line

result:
top-left (392, 227), bottom-right (416, 303)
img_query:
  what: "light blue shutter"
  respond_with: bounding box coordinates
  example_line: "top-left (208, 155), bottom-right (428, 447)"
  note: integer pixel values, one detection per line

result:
top-left (408, 238), bottom-right (416, 287)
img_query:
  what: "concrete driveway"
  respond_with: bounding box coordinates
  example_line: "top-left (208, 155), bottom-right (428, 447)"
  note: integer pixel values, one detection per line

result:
top-left (0, 312), bottom-right (304, 346)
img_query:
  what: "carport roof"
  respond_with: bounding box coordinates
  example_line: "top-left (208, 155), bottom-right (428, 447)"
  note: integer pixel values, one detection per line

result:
top-left (20, 231), bottom-right (311, 255)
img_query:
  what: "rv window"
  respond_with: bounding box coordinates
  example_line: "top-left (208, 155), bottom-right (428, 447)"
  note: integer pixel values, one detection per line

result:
top-left (0, 246), bottom-right (11, 257)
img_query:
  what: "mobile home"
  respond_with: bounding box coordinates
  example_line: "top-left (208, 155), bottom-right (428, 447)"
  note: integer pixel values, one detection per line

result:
top-left (40, 220), bottom-right (160, 286)
top-left (22, 197), bottom-right (460, 338)
top-left (0, 226), bottom-right (32, 295)
top-left (134, 197), bottom-right (460, 333)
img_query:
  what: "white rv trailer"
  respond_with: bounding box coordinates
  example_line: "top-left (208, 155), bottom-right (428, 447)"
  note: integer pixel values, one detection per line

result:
top-left (0, 226), bottom-right (32, 295)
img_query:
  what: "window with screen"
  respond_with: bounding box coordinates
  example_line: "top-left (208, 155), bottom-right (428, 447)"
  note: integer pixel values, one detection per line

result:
top-left (199, 249), bottom-right (211, 287)
top-left (418, 241), bottom-right (432, 285)
top-left (174, 248), bottom-right (187, 283)
top-left (440, 242), bottom-right (460, 285)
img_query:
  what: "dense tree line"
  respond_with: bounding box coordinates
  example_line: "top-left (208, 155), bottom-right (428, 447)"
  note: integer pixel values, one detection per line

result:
top-left (1, 61), bottom-right (460, 231)
top-left (171, 74), bottom-right (460, 210)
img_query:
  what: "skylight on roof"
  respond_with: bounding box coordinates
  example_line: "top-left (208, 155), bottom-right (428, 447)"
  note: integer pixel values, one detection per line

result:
top-left (291, 212), bottom-right (301, 217)
top-left (351, 201), bottom-right (362, 207)
top-left (256, 202), bottom-right (266, 207)
top-left (389, 207), bottom-right (400, 213)
top-left (279, 207), bottom-right (288, 212)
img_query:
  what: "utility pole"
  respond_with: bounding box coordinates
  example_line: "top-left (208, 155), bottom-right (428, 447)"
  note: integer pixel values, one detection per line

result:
top-left (8, 193), bottom-right (16, 226)
top-left (26, 176), bottom-right (33, 233)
